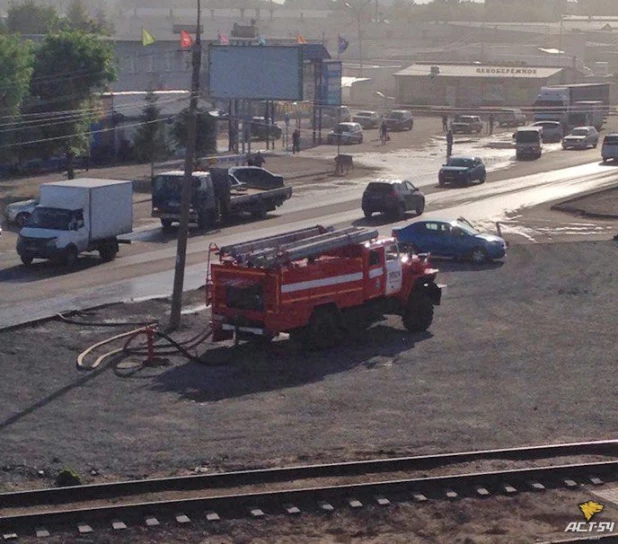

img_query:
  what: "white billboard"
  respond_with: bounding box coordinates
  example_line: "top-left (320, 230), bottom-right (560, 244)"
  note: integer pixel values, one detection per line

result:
top-left (209, 45), bottom-right (303, 101)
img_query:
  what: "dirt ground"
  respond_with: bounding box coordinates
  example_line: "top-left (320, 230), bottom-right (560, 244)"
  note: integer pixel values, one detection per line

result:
top-left (1, 230), bottom-right (618, 540)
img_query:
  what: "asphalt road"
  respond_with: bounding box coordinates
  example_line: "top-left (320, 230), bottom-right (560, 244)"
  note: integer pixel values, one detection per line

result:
top-left (1, 123), bottom-right (617, 328)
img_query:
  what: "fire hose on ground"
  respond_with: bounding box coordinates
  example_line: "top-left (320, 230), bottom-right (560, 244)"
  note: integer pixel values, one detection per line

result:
top-left (58, 313), bottom-right (215, 371)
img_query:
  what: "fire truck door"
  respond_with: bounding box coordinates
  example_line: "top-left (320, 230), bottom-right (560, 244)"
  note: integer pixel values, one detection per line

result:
top-left (367, 249), bottom-right (385, 299)
top-left (384, 244), bottom-right (403, 296)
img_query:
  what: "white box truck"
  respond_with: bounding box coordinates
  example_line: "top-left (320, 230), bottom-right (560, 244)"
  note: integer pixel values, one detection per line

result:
top-left (16, 178), bottom-right (133, 267)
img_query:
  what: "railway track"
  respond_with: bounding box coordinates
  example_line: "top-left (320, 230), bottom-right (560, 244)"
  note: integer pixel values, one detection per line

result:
top-left (2, 439), bottom-right (618, 538)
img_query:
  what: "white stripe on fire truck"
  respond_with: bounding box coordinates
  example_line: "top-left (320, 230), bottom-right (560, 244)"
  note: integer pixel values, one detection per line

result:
top-left (369, 268), bottom-right (384, 279)
top-left (281, 272), bottom-right (364, 294)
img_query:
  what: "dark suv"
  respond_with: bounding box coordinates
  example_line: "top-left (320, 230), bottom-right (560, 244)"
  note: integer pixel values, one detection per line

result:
top-left (362, 180), bottom-right (425, 220)
top-left (383, 110), bottom-right (414, 131)
top-left (250, 117), bottom-right (282, 140)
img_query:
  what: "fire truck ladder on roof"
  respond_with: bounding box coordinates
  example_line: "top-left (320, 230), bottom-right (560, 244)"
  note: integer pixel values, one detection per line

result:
top-left (247, 226), bottom-right (379, 268)
top-left (219, 226), bottom-right (331, 260)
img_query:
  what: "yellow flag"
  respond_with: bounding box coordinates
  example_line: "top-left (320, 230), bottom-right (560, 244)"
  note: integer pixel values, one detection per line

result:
top-left (142, 28), bottom-right (155, 46)
top-left (297, 34), bottom-right (307, 44)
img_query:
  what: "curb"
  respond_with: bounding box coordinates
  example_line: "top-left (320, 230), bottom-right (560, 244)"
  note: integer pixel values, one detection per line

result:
top-left (551, 185), bottom-right (618, 219)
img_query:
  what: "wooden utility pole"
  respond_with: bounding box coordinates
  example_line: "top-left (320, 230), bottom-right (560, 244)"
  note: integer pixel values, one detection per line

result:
top-left (169, 0), bottom-right (202, 330)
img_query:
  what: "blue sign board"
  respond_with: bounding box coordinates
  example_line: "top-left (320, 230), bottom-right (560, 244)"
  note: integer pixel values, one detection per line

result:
top-left (321, 61), bottom-right (342, 106)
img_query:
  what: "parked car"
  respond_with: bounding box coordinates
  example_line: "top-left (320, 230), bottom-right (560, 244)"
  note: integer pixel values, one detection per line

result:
top-left (392, 218), bottom-right (507, 264)
top-left (383, 110), bottom-right (414, 131)
top-left (250, 117), bottom-right (282, 140)
top-left (353, 110), bottom-right (380, 129)
top-left (439, 156), bottom-right (486, 186)
top-left (531, 121), bottom-right (564, 143)
top-left (495, 108), bottom-right (527, 127)
top-left (562, 126), bottom-right (599, 150)
top-left (361, 179), bottom-right (425, 220)
top-left (601, 133), bottom-right (618, 162)
top-left (3, 198), bottom-right (39, 227)
top-left (327, 122), bottom-right (364, 145)
top-left (451, 115), bottom-right (483, 134)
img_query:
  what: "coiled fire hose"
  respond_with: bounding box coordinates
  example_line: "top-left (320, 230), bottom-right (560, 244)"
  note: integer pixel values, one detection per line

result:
top-left (58, 313), bottom-right (214, 370)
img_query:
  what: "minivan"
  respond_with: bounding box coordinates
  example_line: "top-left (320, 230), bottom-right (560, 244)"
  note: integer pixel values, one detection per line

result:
top-left (601, 133), bottom-right (618, 162)
top-left (515, 127), bottom-right (543, 160)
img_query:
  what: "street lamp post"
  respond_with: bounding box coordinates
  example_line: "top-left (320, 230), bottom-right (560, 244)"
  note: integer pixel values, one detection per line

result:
top-left (345, 0), bottom-right (372, 77)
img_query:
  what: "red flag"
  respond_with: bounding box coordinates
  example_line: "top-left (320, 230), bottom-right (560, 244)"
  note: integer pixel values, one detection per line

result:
top-left (180, 30), bottom-right (193, 49)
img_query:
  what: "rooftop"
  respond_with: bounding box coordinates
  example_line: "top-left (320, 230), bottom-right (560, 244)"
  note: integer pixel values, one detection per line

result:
top-left (394, 63), bottom-right (564, 79)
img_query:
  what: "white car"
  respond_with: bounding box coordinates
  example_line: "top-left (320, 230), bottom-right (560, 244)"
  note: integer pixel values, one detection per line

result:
top-left (4, 198), bottom-right (39, 227)
top-left (327, 122), bottom-right (364, 145)
top-left (531, 121), bottom-right (564, 143)
top-left (562, 126), bottom-right (599, 150)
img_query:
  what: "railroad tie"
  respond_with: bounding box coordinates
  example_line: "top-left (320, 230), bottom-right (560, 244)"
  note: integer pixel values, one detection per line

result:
top-left (348, 498), bottom-right (363, 509)
top-left (284, 504), bottom-right (301, 515)
top-left (375, 495), bottom-right (390, 506)
top-left (503, 483), bottom-right (517, 494)
top-left (445, 489), bottom-right (458, 499)
top-left (145, 517), bottom-right (160, 527)
top-left (77, 524), bottom-right (93, 534)
top-left (2, 533), bottom-right (17, 541)
top-left (564, 479), bottom-right (578, 489)
top-left (205, 511), bottom-right (221, 521)
top-left (590, 476), bottom-right (604, 485)
top-left (413, 493), bottom-right (428, 502)
top-left (476, 487), bottom-right (490, 497)
top-left (111, 520), bottom-right (127, 530)
top-left (249, 507), bottom-right (265, 518)
top-left (318, 500), bottom-right (335, 512)
top-left (35, 528), bottom-right (50, 538)
top-left (529, 481), bottom-right (546, 491)
top-left (175, 513), bottom-right (191, 524)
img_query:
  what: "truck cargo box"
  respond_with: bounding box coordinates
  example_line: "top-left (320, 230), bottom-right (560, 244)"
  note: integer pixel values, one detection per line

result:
top-left (40, 178), bottom-right (133, 240)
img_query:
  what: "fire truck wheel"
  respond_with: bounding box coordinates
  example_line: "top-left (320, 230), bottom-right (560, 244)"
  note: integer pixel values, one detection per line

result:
top-left (306, 308), bottom-right (342, 350)
top-left (403, 294), bottom-right (434, 333)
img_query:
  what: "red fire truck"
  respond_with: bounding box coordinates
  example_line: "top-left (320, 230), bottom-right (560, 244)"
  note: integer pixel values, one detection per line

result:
top-left (208, 225), bottom-right (444, 349)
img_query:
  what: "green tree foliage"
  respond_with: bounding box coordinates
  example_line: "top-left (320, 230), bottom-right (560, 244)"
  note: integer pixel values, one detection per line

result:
top-left (6, 0), bottom-right (59, 34)
top-left (0, 35), bottom-right (35, 163)
top-left (62, 0), bottom-right (113, 35)
top-left (133, 90), bottom-right (170, 164)
top-left (27, 30), bottom-right (116, 177)
top-left (171, 108), bottom-right (217, 157)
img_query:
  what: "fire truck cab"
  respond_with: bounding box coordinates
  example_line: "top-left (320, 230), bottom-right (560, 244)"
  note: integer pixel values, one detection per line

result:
top-left (208, 225), bottom-right (444, 349)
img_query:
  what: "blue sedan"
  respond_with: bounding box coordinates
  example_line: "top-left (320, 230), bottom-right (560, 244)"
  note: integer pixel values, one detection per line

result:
top-left (439, 156), bottom-right (486, 186)
top-left (392, 219), bottom-right (507, 264)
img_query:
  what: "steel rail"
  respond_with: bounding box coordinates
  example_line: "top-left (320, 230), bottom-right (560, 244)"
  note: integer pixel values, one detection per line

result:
top-left (2, 459), bottom-right (618, 533)
top-left (2, 439), bottom-right (618, 510)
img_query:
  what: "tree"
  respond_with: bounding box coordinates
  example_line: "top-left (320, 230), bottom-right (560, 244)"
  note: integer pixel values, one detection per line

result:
top-left (171, 108), bottom-right (217, 158)
top-left (6, 0), bottom-right (58, 35)
top-left (28, 30), bottom-right (116, 178)
top-left (133, 90), bottom-right (170, 169)
top-left (0, 35), bottom-right (35, 164)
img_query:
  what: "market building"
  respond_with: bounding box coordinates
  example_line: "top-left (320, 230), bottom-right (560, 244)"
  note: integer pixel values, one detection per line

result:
top-left (393, 63), bottom-right (565, 108)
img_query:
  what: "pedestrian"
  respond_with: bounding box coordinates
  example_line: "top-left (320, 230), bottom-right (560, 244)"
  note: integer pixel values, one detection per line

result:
top-left (253, 150), bottom-right (265, 168)
top-left (228, 123), bottom-right (238, 152)
top-left (446, 129), bottom-right (453, 159)
top-left (292, 129), bottom-right (301, 154)
top-left (380, 120), bottom-right (389, 144)
top-left (489, 113), bottom-right (494, 135)
top-left (442, 114), bottom-right (448, 132)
